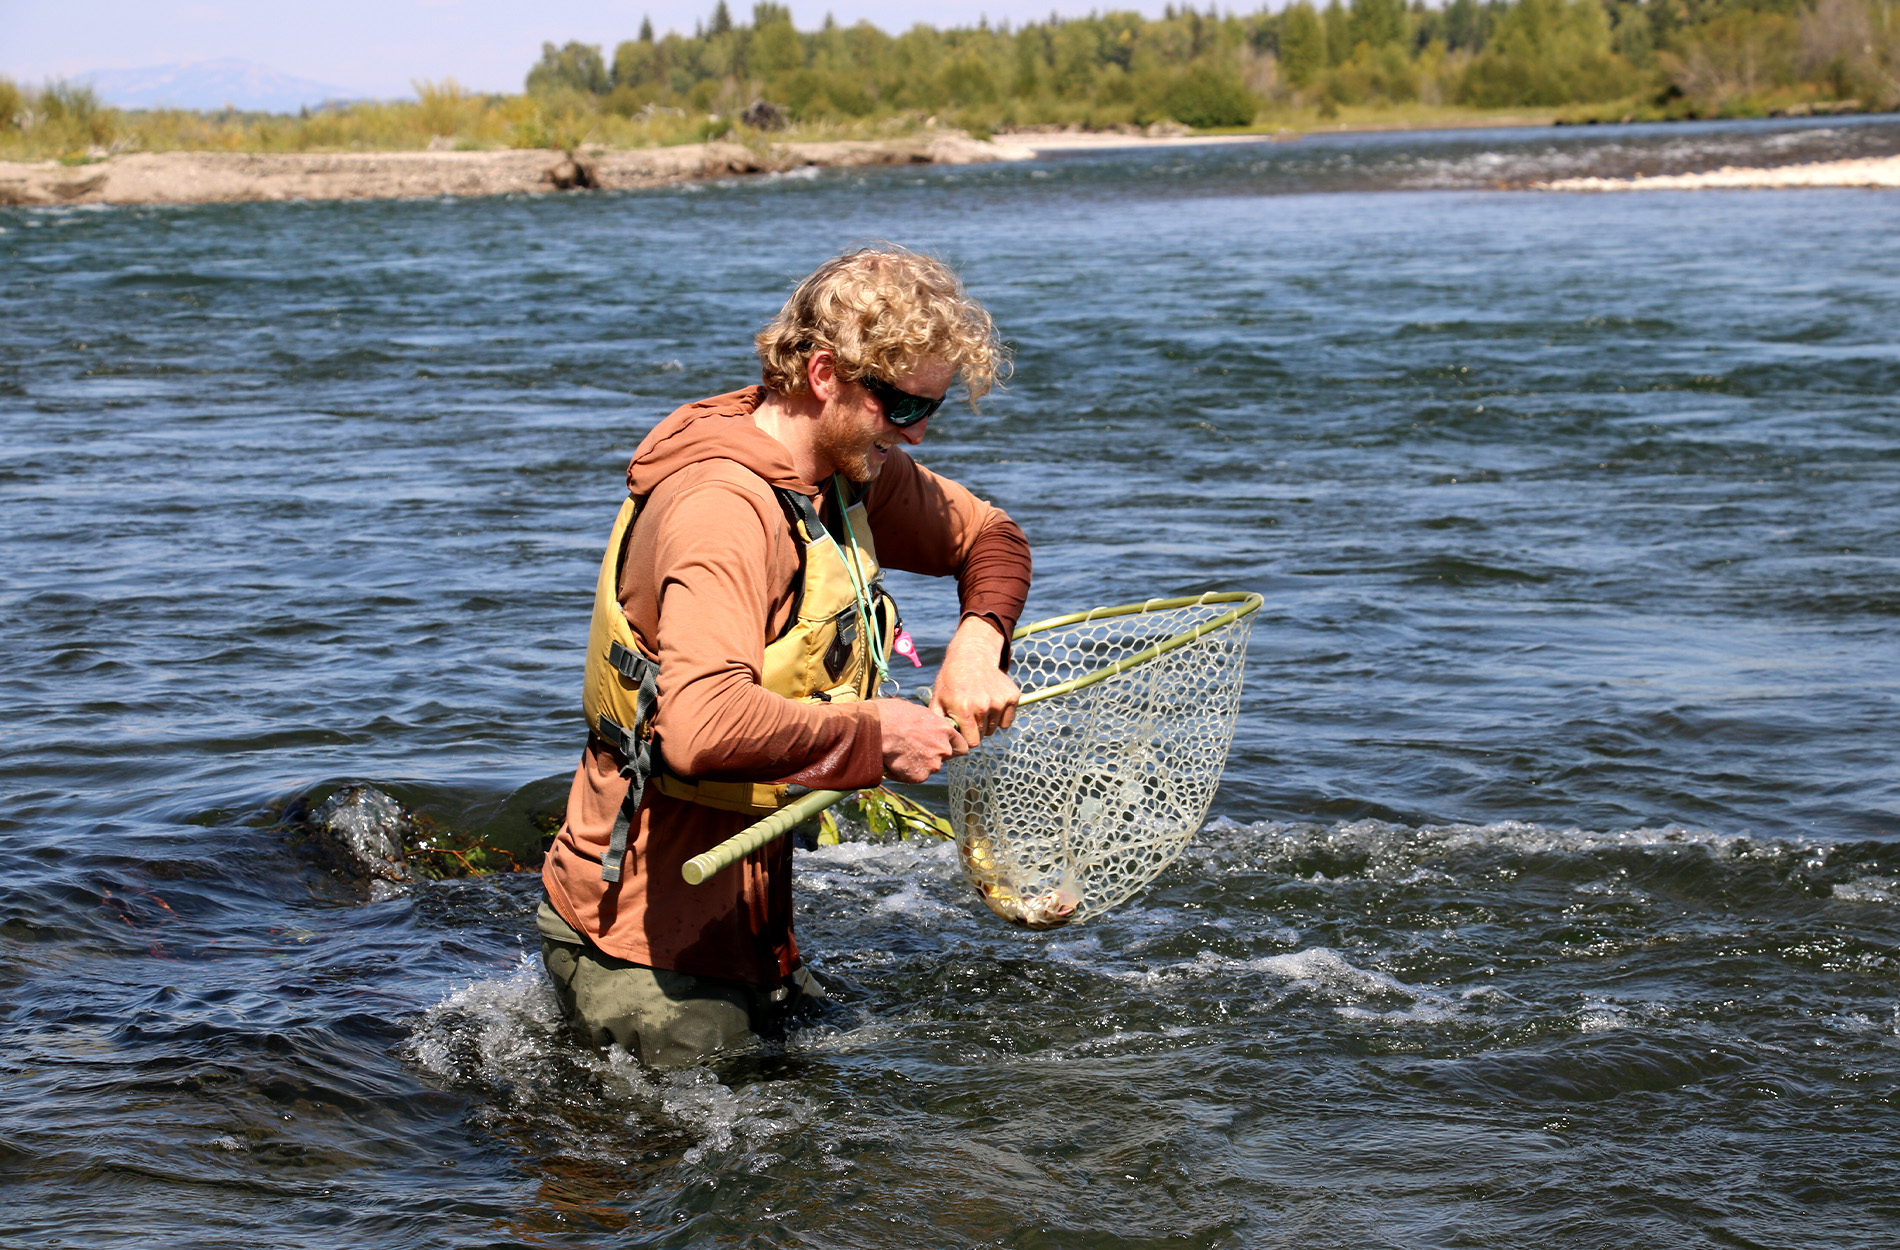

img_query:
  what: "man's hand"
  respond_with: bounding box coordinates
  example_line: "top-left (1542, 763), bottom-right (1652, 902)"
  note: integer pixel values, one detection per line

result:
top-left (931, 615), bottom-right (1020, 749)
top-left (877, 698), bottom-right (969, 783)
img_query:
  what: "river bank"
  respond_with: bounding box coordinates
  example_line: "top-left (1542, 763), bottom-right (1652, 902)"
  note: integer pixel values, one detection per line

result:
top-left (0, 131), bottom-right (1030, 206)
top-left (5, 118), bottom-right (1898, 208)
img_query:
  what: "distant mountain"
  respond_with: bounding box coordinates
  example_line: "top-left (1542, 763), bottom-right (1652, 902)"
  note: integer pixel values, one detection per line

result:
top-left (80, 59), bottom-right (362, 113)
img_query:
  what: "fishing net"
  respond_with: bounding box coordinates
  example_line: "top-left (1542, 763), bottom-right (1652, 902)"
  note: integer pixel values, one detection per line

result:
top-left (945, 592), bottom-right (1261, 928)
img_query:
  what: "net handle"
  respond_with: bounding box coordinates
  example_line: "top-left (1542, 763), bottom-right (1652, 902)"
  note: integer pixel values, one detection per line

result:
top-left (680, 591), bottom-right (1263, 886)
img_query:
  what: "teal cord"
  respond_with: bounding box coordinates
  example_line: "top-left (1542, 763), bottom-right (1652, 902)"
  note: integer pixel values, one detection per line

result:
top-left (831, 475), bottom-right (892, 693)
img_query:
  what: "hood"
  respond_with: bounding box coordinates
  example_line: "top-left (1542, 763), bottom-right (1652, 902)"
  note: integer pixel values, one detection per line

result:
top-left (626, 386), bottom-right (814, 497)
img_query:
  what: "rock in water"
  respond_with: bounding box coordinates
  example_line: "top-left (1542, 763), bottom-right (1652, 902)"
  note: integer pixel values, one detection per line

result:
top-left (311, 784), bottom-right (413, 900)
top-left (543, 153), bottom-right (597, 190)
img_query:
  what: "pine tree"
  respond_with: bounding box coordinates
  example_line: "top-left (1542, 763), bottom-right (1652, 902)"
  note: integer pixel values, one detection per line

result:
top-left (1445, 0), bottom-right (1483, 50)
top-left (1281, 2), bottom-right (1330, 86)
top-left (1323, 0), bottom-right (1352, 65)
top-left (1349, 0), bottom-right (1406, 49)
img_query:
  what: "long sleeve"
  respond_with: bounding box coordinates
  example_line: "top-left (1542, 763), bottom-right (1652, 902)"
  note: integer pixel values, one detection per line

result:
top-left (632, 463), bottom-right (884, 791)
top-left (863, 449), bottom-right (1032, 638)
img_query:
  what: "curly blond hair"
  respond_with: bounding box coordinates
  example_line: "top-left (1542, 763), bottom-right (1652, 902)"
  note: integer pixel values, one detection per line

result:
top-left (756, 244), bottom-right (1005, 402)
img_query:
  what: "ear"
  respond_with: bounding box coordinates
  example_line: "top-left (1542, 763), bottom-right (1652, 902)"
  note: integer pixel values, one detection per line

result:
top-left (806, 349), bottom-right (842, 403)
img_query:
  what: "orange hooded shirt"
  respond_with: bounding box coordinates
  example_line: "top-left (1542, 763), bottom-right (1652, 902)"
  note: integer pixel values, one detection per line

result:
top-left (541, 387), bottom-right (1032, 986)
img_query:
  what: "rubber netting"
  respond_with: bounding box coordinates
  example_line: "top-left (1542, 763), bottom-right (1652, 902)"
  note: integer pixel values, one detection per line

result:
top-left (945, 596), bottom-right (1257, 928)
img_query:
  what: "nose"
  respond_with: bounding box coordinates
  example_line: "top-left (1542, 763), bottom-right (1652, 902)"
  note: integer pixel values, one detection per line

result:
top-left (896, 417), bottom-right (929, 444)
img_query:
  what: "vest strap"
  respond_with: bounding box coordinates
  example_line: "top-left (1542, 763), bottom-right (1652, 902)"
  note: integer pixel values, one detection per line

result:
top-left (595, 644), bottom-right (660, 883)
top-left (774, 486), bottom-right (826, 541)
top-left (652, 771), bottom-right (787, 815)
top-left (607, 639), bottom-right (650, 682)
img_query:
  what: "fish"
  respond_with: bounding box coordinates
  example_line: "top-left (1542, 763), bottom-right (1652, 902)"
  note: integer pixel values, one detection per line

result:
top-left (975, 879), bottom-right (1080, 930)
top-left (957, 824), bottom-right (1079, 930)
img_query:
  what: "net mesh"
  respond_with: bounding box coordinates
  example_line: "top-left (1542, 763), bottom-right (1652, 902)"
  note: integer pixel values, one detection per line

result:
top-left (945, 595), bottom-right (1258, 928)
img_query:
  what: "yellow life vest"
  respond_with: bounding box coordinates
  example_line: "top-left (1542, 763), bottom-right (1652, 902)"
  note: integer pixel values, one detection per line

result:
top-left (582, 474), bottom-right (895, 880)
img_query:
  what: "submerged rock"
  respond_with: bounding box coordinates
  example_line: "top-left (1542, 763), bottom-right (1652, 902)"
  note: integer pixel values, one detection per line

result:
top-left (308, 784), bottom-right (413, 900)
top-left (281, 777), bottom-right (561, 898)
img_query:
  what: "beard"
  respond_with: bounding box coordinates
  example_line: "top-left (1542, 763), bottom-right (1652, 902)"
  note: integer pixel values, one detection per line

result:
top-left (812, 411), bottom-right (886, 484)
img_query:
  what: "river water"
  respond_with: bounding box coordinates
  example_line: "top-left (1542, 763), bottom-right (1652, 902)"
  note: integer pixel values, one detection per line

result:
top-left (4, 116), bottom-right (1899, 1248)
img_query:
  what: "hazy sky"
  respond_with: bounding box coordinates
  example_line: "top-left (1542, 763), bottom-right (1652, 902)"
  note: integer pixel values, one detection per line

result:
top-left (1, 1), bottom-right (1180, 97)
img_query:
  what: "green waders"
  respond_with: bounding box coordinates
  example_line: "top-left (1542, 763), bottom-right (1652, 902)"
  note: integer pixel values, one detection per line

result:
top-left (536, 900), bottom-right (821, 1069)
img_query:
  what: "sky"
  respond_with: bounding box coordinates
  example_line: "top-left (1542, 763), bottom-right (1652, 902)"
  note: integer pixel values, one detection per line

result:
top-left (0, 0), bottom-right (1185, 99)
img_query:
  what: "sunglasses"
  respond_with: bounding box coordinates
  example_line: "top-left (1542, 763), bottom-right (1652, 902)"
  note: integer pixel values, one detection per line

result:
top-left (859, 374), bottom-right (945, 428)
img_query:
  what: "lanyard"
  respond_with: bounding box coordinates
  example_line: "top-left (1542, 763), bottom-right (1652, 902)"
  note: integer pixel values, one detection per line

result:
top-left (830, 475), bottom-right (892, 695)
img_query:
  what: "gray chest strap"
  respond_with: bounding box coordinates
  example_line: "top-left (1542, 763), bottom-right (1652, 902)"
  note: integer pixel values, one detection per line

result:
top-left (594, 640), bottom-right (659, 883)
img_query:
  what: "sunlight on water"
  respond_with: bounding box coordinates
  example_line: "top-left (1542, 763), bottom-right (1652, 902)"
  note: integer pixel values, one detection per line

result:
top-left (2, 117), bottom-right (1898, 1248)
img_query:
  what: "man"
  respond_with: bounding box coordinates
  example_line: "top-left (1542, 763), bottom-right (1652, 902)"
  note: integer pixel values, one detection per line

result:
top-left (538, 246), bottom-right (1032, 1068)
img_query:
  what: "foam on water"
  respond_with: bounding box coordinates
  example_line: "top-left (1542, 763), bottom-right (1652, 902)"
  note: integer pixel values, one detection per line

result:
top-left (406, 952), bottom-right (568, 1098)
top-left (406, 953), bottom-right (815, 1166)
top-left (1834, 876), bottom-right (1900, 903)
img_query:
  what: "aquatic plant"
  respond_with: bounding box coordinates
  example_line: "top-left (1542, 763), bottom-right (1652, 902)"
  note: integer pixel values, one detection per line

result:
top-left (810, 786), bottom-right (955, 848)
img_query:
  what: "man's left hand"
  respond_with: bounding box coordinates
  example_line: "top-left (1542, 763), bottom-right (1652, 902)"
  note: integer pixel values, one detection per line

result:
top-left (931, 615), bottom-right (1019, 749)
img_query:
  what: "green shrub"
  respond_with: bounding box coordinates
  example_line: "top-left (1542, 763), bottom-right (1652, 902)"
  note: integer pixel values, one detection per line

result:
top-left (1666, 10), bottom-right (1798, 110)
top-left (1326, 41), bottom-right (1422, 104)
top-left (1798, 0), bottom-right (1900, 109)
top-left (412, 78), bottom-right (479, 138)
top-left (1162, 63), bottom-right (1259, 126)
top-left (941, 47), bottom-right (1002, 106)
top-left (24, 81), bottom-right (119, 151)
top-left (751, 8), bottom-right (803, 79)
top-left (613, 40), bottom-right (664, 91)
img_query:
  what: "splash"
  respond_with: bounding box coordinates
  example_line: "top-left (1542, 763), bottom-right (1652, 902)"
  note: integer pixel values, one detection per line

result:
top-left (405, 954), bottom-right (812, 1163)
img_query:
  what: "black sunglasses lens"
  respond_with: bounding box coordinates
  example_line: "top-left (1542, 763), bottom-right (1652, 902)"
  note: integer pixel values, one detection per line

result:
top-left (887, 395), bottom-right (935, 426)
top-left (864, 376), bottom-right (941, 427)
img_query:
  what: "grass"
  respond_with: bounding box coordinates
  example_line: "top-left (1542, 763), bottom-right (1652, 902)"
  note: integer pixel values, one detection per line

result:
top-left (0, 78), bottom-right (938, 163)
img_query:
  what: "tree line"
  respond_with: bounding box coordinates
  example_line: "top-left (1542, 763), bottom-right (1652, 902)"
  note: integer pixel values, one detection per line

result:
top-left (526, 0), bottom-right (1900, 127)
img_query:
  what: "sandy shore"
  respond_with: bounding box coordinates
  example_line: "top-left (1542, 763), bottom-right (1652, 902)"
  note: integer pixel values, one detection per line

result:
top-left (0, 132), bottom-right (1029, 207)
top-left (1538, 155), bottom-right (1900, 191)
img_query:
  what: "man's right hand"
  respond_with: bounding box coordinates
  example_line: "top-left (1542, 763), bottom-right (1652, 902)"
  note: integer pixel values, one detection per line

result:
top-left (876, 698), bottom-right (969, 783)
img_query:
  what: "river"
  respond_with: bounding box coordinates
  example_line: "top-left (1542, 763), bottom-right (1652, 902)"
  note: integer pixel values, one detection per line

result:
top-left (3, 115), bottom-right (1898, 1247)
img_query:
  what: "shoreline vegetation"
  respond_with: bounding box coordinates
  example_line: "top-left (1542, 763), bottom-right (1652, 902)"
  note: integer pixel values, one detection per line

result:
top-left (2, 0), bottom-right (1896, 205)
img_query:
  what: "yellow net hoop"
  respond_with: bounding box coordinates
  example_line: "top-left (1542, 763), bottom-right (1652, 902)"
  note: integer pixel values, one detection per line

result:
top-left (946, 591), bottom-right (1261, 927)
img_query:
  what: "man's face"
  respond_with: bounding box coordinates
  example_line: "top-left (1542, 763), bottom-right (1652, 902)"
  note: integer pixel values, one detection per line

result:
top-left (814, 355), bottom-right (954, 484)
